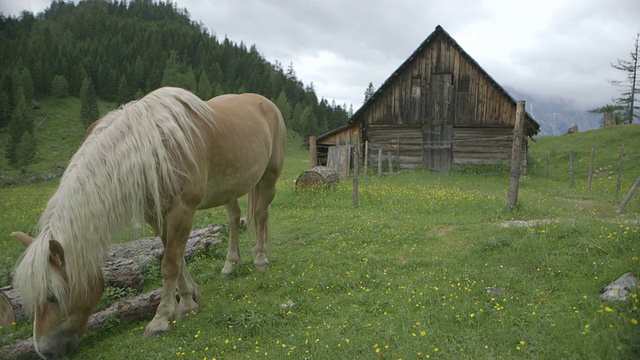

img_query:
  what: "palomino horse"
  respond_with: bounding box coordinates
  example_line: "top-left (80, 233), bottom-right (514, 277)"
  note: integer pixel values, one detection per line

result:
top-left (12, 87), bottom-right (286, 359)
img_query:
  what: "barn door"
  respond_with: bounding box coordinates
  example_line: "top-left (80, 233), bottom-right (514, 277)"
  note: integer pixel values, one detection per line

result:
top-left (423, 73), bottom-right (453, 173)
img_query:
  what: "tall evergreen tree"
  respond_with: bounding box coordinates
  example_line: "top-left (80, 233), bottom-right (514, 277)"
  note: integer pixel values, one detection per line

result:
top-left (50, 74), bottom-right (69, 98)
top-left (609, 33), bottom-right (640, 124)
top-left (15, 131), bottom-right (36, 171)
top-left (5, 91), bottom-right (32, 167)
top-left (274, 90), bottom-right (292, 125)
top-left (0, 90), bottom-right (11, 129)
top-left (80, 76), bottom-right (99, 128)
top-left (364, 82), bottom-right (376, 103)
top-left (196, 71), bottom-right (213, 99)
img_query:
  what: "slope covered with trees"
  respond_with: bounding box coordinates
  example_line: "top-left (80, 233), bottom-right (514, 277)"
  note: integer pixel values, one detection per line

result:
top-left (0, 0), bottom-right (350, 164)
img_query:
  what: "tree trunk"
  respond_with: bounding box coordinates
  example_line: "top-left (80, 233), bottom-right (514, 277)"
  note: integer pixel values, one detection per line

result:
top-left (295, 166), bottom-right (341, 191)
top-left (0, 288), bottom-right (163, 360)
top-left (0, 224), bottom-right (225, 328)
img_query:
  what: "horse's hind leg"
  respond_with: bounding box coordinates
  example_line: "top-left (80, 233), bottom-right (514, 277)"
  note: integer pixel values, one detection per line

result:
top-left (251, 177), bottom-right (277, 271)
top-left (221, 199), bottom-right (241, 278)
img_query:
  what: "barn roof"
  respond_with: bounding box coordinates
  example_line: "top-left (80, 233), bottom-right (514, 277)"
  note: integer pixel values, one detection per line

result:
top-left (330, 25), bottom-right (540, 138)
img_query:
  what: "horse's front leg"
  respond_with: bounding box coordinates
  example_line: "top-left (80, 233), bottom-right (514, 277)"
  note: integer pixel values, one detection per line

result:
top-left (142, 205), bottom-right (196, 338)
top-left (221, 200), bottom-right (241, 278)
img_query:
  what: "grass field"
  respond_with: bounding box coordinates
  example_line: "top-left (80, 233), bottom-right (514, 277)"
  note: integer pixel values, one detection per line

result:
top-left (0, 98), bottom-right (639, 359)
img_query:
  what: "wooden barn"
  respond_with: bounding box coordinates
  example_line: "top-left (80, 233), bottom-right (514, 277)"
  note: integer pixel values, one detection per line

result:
top-left (314, 25), bottom-right (540, 173)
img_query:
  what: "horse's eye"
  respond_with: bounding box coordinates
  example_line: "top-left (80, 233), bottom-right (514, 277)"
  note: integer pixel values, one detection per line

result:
top-left (46, 294), bottom-right (58, 304)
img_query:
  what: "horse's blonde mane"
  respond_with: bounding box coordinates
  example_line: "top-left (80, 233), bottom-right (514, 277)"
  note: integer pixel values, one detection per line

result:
top-left (14, 87), bottom-right (214, 311)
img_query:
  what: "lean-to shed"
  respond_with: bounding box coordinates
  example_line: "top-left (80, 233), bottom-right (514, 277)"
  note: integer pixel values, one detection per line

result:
top-left (315, 25), bottom-right (540, 173)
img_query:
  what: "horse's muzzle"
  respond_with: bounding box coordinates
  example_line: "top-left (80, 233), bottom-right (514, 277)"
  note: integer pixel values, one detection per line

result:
top-left (37, 335), bottom-right (80, 360)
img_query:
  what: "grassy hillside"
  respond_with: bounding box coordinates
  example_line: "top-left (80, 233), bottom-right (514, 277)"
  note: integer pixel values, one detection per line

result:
top-left (0, 110), bottom-right (638, 359)
top-left (0, 97), bottom-right (118, 185)
top-left (528, 124), bottom-right (640, 194)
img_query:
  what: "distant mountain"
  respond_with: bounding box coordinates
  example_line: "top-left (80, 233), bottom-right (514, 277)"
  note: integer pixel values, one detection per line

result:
top-left (505, 87), bottom-right (601, 136)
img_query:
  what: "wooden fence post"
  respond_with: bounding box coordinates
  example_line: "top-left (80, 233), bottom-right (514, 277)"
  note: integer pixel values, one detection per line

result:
top-left (387, 151), bottom-right (393, 173)
top-left (569, 150), bottom-right (574, 188)
top-left (343, 145), bottom-right (350, 179)
top-left (617, 143), bottom-right (624, 194)
top-left (353, 140), bottom-right (360, 208)
top-left (617, 174), bottom-right (640, 215)
top-left (588, 147), bottom-right (595, 191)
top-left (378, 149), bottom-right (383, 175)
top-left (364, 141), bottom-right (369, 178)
top-left (309, 136), bottom-right (317, 169)
top-left (507, 101), bottom-right (525, 211)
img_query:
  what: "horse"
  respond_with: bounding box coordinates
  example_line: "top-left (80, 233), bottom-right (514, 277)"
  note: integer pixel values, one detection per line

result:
top-left (11, 87), bottom-right (286, 359)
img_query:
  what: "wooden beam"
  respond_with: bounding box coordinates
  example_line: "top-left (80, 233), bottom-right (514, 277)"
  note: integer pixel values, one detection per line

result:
top-left (507, 101), bottom-right (525, 211)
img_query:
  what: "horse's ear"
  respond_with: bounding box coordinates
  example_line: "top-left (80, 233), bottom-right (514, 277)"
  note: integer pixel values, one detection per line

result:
top-left (11, 231), bottom-right (34, 248)
top-left (48, 240), bottom-right (65, 268)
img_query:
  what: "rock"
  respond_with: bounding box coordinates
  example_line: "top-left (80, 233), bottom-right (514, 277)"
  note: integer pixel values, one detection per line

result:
top-left (600, 272), bottom-right (638, 301)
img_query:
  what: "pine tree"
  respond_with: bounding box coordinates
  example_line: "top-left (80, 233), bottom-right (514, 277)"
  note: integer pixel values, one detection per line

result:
top-left (299, 105), bottom-right (319, 138)
top-left (364, 82), bottom-right (376, 103)
top-left (15, 131), bottom-right (36, 171)
top-left (274, 90), bottom-right (292, 125)
top-left (197, 71), bottom-right (213, 99)
top-left (5, 91), bottom-right (31, 167)
top-left (0, 90), bottom-right (10, 129)
top-left (20, 67), bottom-right (35, 105)
top-left (80, 77), bottom-right (100, 128)
top-left (50, 75), bottom-right (69, 98)
top-left (609, 33), bottom-right (639, 124)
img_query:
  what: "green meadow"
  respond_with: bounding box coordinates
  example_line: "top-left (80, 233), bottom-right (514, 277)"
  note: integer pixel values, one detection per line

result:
top-left (0, 98), bottom-right (639, 359)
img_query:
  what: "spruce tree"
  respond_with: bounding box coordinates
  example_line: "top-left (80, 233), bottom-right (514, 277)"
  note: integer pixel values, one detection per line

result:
top-left (0, 90), bottom-right (10, 129)
top-left (15, 131), bottom-right (36, 171)
top-left (51, 75), bottom-right (69, 98)
top-left (80, 77), bottom-right (100, 128)
top-left (5, 91), bottom-right (31, 167)
top-left (364, 82), bottom-right (376, 103)
top-left (274, 91), bottom-right (292, 124)
top-left (609, 33), bottom-right (639, 124)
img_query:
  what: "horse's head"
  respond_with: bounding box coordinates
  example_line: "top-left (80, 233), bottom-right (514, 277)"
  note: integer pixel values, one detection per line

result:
top-left (13, 231), bottom-right (104, 360)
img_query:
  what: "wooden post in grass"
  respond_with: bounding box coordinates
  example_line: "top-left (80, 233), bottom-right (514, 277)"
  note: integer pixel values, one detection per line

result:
top-left (588, 147), bottom-right (595, 191)
top-left (343, 145), bottom-right (350, 179)
top-left (617, 143), bottom-right (624, 194)
top-left (617, 174), bottom-right (640, 215)
top-left (309, 136), bottom-right (317, 169)
top-left (378, 149), bottom-right (383, 175)
top-left (546, 151), bottom-right (550, 180)
top-left (353, 140), bottom-right (360, 208)
top-left (569, 150), bottom-right (575, 188)
top-left (388, 151), bottom-right (393, 173)
top-left (364, 141), bottom-right (369, 177)
top-left (507, 101), bottom-right (525, 211)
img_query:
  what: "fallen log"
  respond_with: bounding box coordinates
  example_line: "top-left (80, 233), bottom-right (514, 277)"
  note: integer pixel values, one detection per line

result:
top-left (0, 224), bottom-right (225, 328)
top-left (0, 288), bottom-right (163, 360)
top-left (295, 166), bottom-right (340, 191)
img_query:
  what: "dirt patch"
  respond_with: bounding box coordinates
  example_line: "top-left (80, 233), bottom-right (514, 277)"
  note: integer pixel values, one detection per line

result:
top-left (435, 225), bottom-right (456, 235)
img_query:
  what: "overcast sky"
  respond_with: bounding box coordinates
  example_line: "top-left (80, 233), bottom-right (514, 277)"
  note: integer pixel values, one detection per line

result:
top-left (2, 0), bottom-right (639, 112)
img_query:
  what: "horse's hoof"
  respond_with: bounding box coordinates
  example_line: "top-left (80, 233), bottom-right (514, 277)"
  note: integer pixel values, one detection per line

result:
top-left (254, 262), bottom-right (269, 271)
top-left (220, 272), bottom-right (232, 280)
top-left (141, 320), bottom-right (170, 339)
top-left (178, 301), bottom-right (200, 320)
